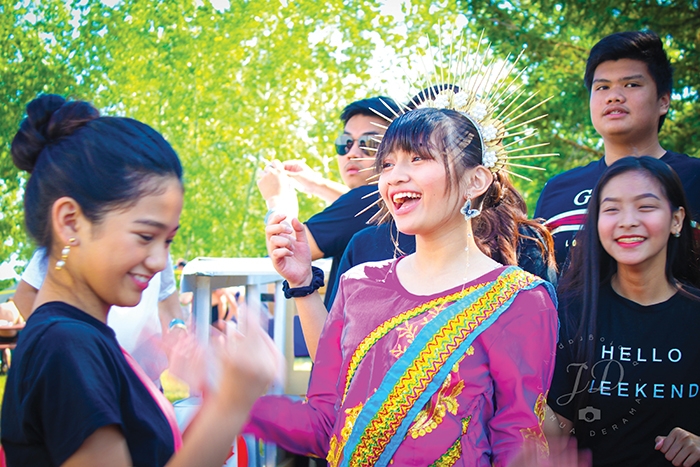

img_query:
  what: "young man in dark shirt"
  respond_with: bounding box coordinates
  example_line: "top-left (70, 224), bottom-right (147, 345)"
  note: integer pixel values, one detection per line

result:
top-left (534, 31), bottom-right (700, 270)
top-left (257, 96), bottom-right (398, 358)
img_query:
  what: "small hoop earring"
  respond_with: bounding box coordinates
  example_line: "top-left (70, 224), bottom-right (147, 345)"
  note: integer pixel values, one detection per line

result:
top-left (460, 197), bottom-right (480, 221)
top-left (55, 237), bottom-right (76, 270)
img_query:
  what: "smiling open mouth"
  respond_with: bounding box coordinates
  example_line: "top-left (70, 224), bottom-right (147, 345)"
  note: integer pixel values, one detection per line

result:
top-left (605, 108), bottom-right (627, 116)
top-left (392, 192), bottom-right (422, 211)
top-left (131, 273), bottom-right (151, 285)
top-left (616, 236), bottom-right (645, 244)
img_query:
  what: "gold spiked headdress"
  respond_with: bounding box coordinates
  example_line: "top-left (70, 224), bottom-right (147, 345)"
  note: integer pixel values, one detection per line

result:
top-left (367, 29), bottom-right (557, 181)
top-left (355, 27), bottom-right (557, 223)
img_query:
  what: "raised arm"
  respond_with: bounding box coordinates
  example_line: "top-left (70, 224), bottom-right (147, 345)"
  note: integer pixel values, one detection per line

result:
top-left (282, 159), bottom-right (348, 204)
top-left (265, 213), bottom-right (328, 360)
top-left (244, 290), bottom-right (346, 456)
top-left (59, 312), bottom-right (279, 467)
top-left (257, 161), bottom-right (300, 221)
top-left (166, 313), bottom-right (279, 467)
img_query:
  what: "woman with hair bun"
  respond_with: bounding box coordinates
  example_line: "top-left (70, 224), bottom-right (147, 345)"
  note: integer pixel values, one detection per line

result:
top-left (249, 103), bottom-right (559, 465)
top-left (1, 94), bottom-right (278, 467)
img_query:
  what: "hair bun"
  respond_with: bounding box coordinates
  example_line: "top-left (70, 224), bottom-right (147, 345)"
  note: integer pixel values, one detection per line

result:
top-left (11, 94), bottom-right (100, 173)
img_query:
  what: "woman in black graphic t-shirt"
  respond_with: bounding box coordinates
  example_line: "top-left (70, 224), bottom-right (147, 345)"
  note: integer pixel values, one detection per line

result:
top-left (548, 156), bottom-right (700, 467)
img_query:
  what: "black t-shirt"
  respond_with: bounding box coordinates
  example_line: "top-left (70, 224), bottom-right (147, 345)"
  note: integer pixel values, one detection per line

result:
top-left (549, 283), bottom-right (700, 467)
top-left (534, 151), bottom-right (700, 270)
top-left (1, 302), bottom-right (175, 466)
top-left (305, 184), bottom-right (379, 307)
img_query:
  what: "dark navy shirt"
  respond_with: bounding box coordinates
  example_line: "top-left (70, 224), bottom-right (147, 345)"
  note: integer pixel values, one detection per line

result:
top-left (305, 184), bottom-right (379, 307)
top-left (1, 302), bottom-right (175, 466)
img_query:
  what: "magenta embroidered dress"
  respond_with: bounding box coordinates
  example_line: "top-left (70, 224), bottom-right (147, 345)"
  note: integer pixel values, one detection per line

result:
top-left (244, 260), bottom-right (558, 466)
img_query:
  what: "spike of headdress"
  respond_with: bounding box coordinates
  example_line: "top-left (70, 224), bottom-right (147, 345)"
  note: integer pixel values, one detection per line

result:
top-left (362, 25), bottom-right (557, 224)
top-left (383, 26), bottom-right (557, 179)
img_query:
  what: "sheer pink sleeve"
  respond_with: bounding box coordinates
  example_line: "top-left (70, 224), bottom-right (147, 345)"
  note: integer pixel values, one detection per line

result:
top-left (243, 294), bottom-right (347, 458)
top-left (486, 285), bottom-right (559, 467)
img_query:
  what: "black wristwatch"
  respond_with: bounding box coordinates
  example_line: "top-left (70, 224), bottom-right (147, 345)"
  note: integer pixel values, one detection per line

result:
top-left (282, 266), bottom-right (325, 299)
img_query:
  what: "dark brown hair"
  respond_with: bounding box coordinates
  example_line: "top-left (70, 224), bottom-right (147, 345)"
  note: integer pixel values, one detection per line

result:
top-left (375, 107), bottom-right (555, 268)
top-left (12, 94), bottom-right (183, 252)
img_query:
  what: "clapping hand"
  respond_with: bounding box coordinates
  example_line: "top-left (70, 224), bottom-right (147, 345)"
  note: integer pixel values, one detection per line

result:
top-left (510, 437), bottom-right (591, 467)
top-left (656, 428), bottom-right (700, 467)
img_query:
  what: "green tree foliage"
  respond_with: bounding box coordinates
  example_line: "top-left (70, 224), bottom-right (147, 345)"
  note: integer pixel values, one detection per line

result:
top-left (1, 0), bottom-right (386, 264)
top-left (1, 0), bottom-right (698, 266)
top-left (379, 0), bottom-right (700, 212)
top-left (0, 0), bottom-right (103, 268)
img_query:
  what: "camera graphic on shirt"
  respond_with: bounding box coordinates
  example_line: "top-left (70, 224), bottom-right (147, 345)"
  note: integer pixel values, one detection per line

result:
top-left (578, 406), bottom-right (602, 423)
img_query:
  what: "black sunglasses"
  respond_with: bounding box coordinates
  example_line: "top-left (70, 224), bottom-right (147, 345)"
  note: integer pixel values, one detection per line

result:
top-left (334, 133), bottom-right (381, 156)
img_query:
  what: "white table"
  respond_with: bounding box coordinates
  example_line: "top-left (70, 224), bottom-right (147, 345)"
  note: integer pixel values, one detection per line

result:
top-left (180, 257), bottom-right (287, 355)
top-left (180, 257), bottom-right (289, 466)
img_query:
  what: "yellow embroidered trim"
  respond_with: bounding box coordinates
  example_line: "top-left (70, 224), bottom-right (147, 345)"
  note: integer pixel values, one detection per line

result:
top-left (429, 415), bottom-right (472, 467)
top-left (342, 284), bottom-right (481, 403)
top-left (350, 270), bottom-right (534, 466)
top-left (535, 392), bottom-right (547, 426)
top-left (430, 441), bottom-right (460, 467)
top-left (327, 436), bottom-right (340, 467)
top-left (461, 415), bottom-right (471, 435)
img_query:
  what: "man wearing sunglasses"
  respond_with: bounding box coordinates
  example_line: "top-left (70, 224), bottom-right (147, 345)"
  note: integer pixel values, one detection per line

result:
top-left (258, 96), bottom-right (399, 316)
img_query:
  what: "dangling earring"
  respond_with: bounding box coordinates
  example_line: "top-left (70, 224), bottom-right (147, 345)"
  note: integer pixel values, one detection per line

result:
top-left (460, 197), bottom-right (480, 220)
top-left (461, 196), bottom-right (480, 281)
top-left (391, 221), bottom-right (400, 258)
top-left (55, 238), bottom-right (75, 270)
top-left (380, 221), bottom-right (401, 284)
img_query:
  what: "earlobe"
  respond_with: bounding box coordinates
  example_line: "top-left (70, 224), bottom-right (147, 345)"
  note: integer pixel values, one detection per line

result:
top-left (672, 206), bottom-right (685, 234)
top-left (468, 166), bottom-right (495, 198)
top-left (659, 93), bottom-right (670, 115)
top-left (51, 197), bottom-right (84, 246)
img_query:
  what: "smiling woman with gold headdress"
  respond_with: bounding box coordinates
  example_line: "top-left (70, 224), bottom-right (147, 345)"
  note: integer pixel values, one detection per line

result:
top-left (245, 30), bottom-right (559, 466)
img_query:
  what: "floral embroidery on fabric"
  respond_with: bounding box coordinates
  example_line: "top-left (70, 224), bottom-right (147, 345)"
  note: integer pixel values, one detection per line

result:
top-left (428, 416), bottom-right (472, 467)
top-left (390, 321), bottom-right (421, 359)
top-left (461, 415), bottom-right (471, 435)
top-left (519, 392), bottom-right (550, 456)
top-left (389, 343), bottom-right (407, 360)
top-left (392, 303), bottom-right (454, 360)
top-left (328, 403), bottom-right (364, 467)
top-left (341, 404), bottom-right (364, 440)
top-left (342, 284), bottom-right (482, 403)
top-left (327, 436), bottom-right (341, 467)
top-left (396, 321), bottom-right (420, 342)
top-left (420, 302), bottom-right (447, 326)
top-left (429, 441), bottom-right (460, 467)
top-left (409, 372), bottom-right (464, 439)
top-left (347, 270), bottom-right (536, 466)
